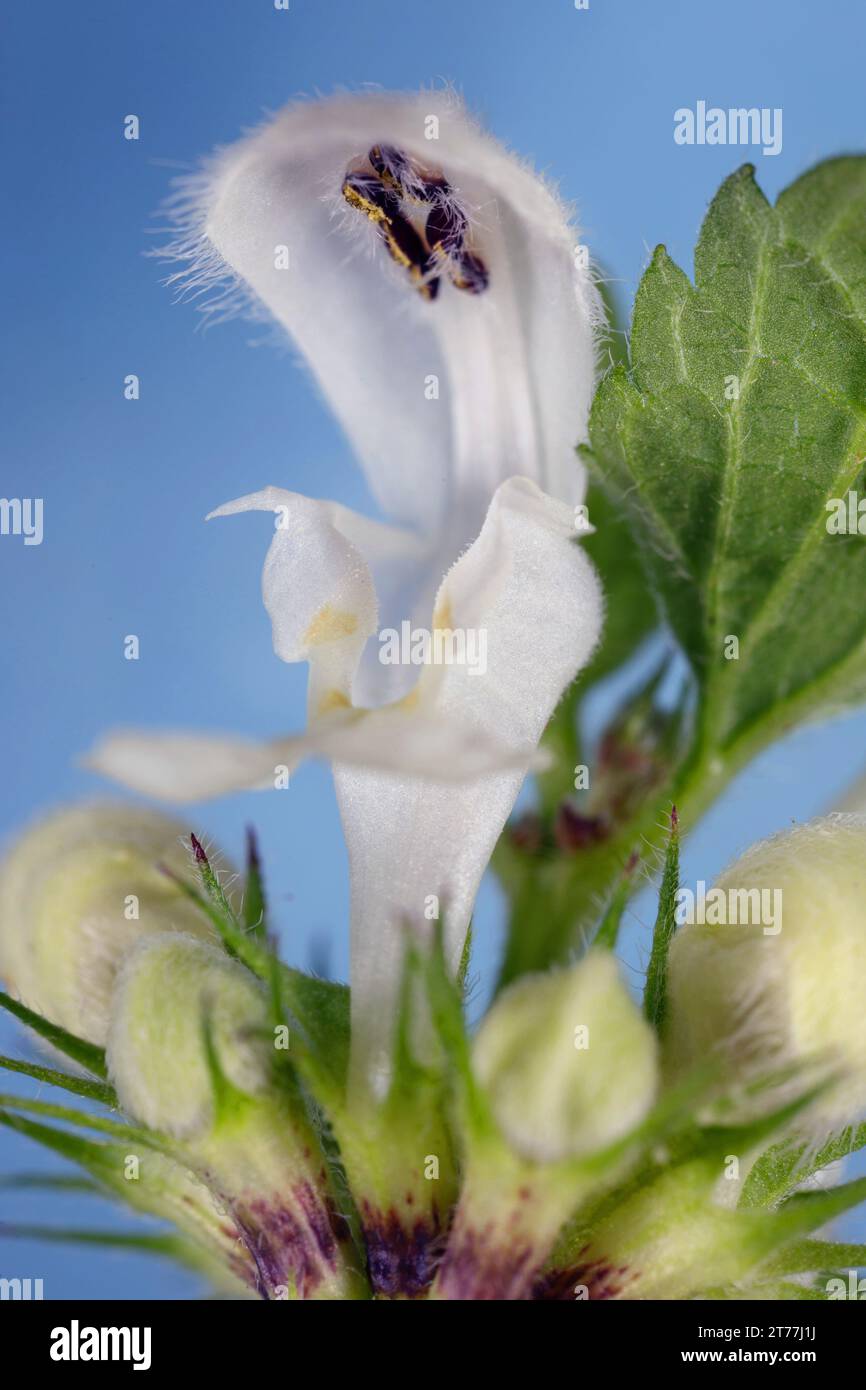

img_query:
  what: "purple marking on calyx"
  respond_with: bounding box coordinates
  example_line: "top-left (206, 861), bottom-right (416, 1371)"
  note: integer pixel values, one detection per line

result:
top-left (435, 1221), bottom-right (538, 1301)
top-left (361, 1204), bottom-right (445, 1299)
top-left (533, 1256), bottom-right (637, 1301)
top-left (230, 1180), bottom-right (346, 1300)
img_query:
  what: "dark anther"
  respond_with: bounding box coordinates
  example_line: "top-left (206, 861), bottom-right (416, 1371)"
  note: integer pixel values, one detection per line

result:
top-left (379, 210), bottom-right (440, 302)
top-left (449, 248), bottom-right (490, 295)
top-left (343, 171), bottom-right (439, 299)
top-left (341, 172), bottom-right (401, 224)
top-left (369, 144), bottom-right (452, 204)
top-left (368, 144), bottom-right (419, 197)
top-left (416, 170), bottom-right (452, 203)
top-left (425, 200), bottom-right (469, 259)
top-left (344, 145), bottom-right (486, 299)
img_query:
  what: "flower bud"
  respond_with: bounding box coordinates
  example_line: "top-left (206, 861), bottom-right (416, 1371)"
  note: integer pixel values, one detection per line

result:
top-left (0, 803), bottom-right (220, 1044)
top-left (108, 934), bottom-right (272, 1139)
top-left (473, 950), bottom-right (659, 1162)
top-left (108, 934), bottom-right (365, 1300)
top-left (433, 952), bottom-right (658, 1300)
top-left (665, 814), bottom-right (866, 1127)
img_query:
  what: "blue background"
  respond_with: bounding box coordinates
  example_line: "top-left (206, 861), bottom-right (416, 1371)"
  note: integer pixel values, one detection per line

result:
top-left (2, 0), bottom-right (865, 1299)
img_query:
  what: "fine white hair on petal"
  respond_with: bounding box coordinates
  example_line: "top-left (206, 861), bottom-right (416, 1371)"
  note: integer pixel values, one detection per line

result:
top-left (157, 88), bottom-right (603, 546)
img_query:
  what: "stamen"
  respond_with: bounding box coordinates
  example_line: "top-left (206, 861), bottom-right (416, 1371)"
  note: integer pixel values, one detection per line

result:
top-left (342, 146), bottom-right (488, 299)
top-left (379, 213), bottom-right (440, 301)
top-left (368, 144), bottom-right (420, 198)
top-left (341, 172), bottom-right (401, 225)
top-left (449, 249), bottom-right (490, 296)
top-left (425, 200), bottom-right (469, 259)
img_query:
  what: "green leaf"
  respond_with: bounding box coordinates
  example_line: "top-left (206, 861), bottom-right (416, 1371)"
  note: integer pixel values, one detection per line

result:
top-left (0, 991), bottom-right (107, 1078)
top-left (0, 1172), bottom-right (101, 1193)
top-left (0, 1053), bottom-right (116, 1106)
top-left (0, 1223), bottom-right (190, 1257)
top-left (774, 1174), bottom-right (866, 1240)
top-left (759, 1239), bottom-right (866, 1278)
top-left (586, 158), bottom-right (866, 757)
top-left (580, 485), bottom-right (660, 689)
top-left (0, 1094), bottom-right (180, 1161)
top-left (643, 807), bottom-right (680, 1030)
top-left (0, 1220), bottom-right (222, 1278)
top-left (592, 851), bottom-right (639, 951)
top-left (740, 1119), bottom-right (866, 1209)
top-left (0, 1108), bottom-right (144, 1185)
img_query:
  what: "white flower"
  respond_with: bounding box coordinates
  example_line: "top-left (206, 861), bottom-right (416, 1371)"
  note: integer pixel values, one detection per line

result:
top-left (89, 92), bottom-right (605, 1100)
top-left (160, 88), bottom-right (602, 702)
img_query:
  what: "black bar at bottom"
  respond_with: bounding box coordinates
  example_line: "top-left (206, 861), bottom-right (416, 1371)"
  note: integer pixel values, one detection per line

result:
top-left (1, 1297), bottom-right (861, 1373)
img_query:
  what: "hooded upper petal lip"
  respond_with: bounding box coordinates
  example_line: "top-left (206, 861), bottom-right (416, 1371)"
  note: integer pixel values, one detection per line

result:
top-left (165, 90), bottom-right (602, 640)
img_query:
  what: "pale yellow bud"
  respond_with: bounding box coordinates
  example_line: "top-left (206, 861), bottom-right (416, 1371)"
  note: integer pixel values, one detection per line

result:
top-left (0, 803), bottom-right (219, 1043)
top-left (472, 950), bottom-right (658, 1162)
top-left (108, 934), bottom-right (272, 1139)
top-left (665, 814), bottom-right (866, 1126)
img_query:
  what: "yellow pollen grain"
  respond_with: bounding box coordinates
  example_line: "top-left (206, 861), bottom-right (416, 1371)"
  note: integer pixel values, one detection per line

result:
top-left (303, 605), bottom-right (359, 647)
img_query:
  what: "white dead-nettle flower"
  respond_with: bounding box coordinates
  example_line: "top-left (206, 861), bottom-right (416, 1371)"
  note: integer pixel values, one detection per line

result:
top-left (88, 91), bottom-right (605, 1100)
top-left (0, 804), bottom-right (219, 1045)
top-left (665, 814), bottom-right (866, 1130)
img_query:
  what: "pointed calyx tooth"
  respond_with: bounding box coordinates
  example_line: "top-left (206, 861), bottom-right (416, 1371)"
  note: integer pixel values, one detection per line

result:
top-left (664, 813), bottom-right (866, 1130)
top-left (0, 802), bottom-right (221, 1045)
